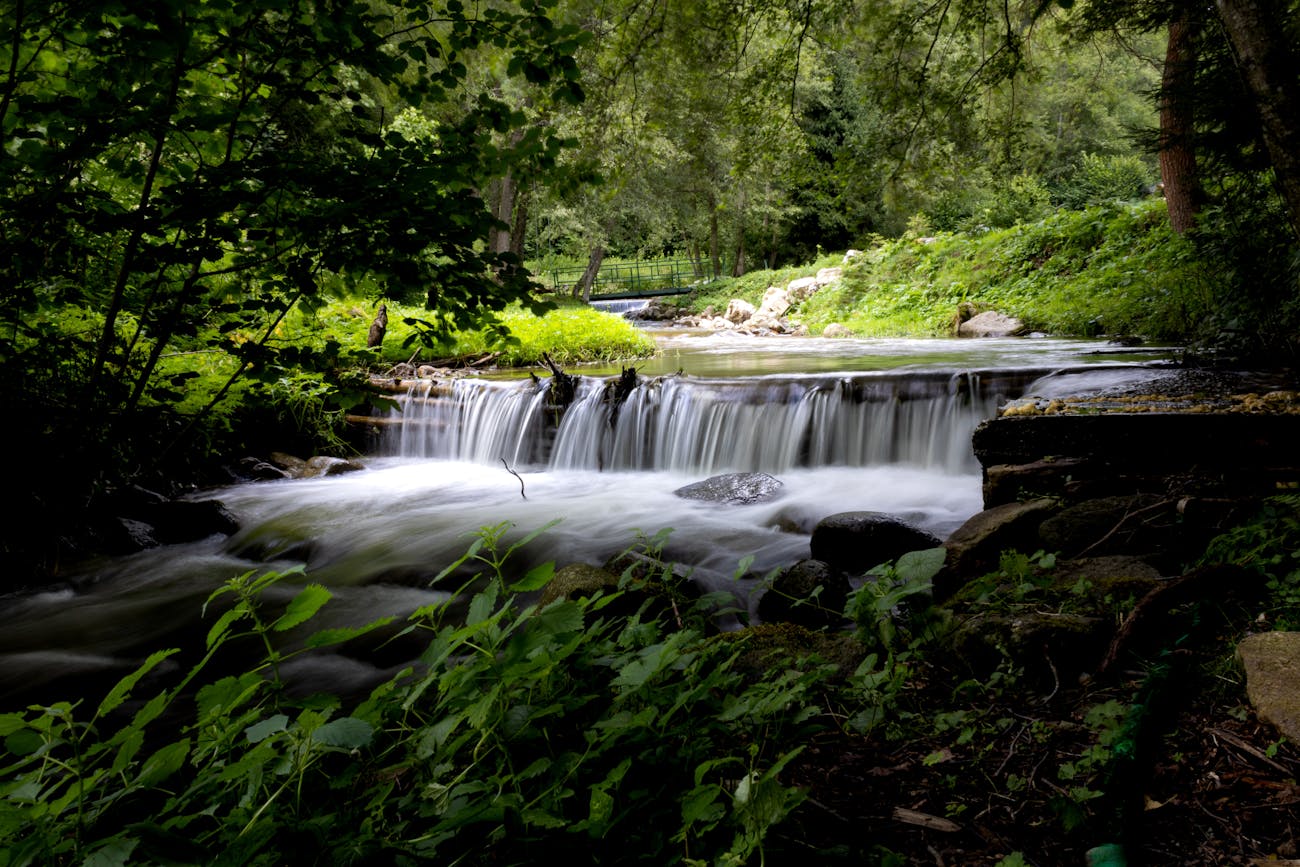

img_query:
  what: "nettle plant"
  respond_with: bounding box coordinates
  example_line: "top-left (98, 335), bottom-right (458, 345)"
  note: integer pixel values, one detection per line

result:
top-left (0, 523), bottom-right (828, 866)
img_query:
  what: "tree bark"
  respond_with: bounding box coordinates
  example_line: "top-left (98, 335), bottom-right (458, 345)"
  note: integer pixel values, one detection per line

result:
top-left (708, 200), bottom-right (721, 279)
top-left (1215, 0), bottom-right (1300, 244)
top-left (571, 245), bottom-right (605, 302)
top-left (1159, 16), bottom-right (1203, 235)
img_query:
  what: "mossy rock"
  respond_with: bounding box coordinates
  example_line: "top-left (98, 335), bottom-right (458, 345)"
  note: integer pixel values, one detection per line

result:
top-left (540, 563), bottom-right (620, 606)
top-left (757, 559), bottom-right (850, 630)
top-left (714, 622), bottom-right (868, 682)
top-left (946, 610), bottom-right (1109, 690)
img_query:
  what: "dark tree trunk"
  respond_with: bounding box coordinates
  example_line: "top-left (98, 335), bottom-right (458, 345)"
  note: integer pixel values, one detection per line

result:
top-left (508, 185), bottom-right (529, 259)
top-left (1215, 0), bottom-right (1300, 244)
top-left (1159, 16), bottom-right (1203, 235)
top-left (571, 245), bottom-right (605, 302)
top-left (709, 201), bottom-right (721, 279)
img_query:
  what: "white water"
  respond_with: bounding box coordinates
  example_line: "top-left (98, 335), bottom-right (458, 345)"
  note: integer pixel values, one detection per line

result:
top-left (389, 371), bottom-right (1008, 474)
top-left (0, 337), bottom-right (1178, 702)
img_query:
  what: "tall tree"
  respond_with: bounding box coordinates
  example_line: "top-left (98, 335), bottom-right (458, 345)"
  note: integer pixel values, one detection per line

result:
top-left (0, 0), bottom-right (586, 535)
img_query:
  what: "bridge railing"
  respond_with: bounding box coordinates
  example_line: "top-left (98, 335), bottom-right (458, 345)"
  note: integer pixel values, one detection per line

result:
top-left (543, 257), bottom-right (729, 299)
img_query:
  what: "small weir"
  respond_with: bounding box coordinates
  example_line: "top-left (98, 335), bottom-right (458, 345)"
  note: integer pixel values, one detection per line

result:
top-left (383, 368), bottom-right (1058, 474)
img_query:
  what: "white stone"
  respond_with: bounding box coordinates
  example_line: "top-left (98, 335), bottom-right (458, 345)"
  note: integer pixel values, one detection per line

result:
top-left (957, 311), bottom-right (1024, 338)
top-left (724, 298), bottom-right (755, 324)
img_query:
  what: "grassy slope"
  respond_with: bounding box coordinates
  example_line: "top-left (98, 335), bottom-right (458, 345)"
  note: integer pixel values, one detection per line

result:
top-left (675, 200), bottom-right (1207, 340)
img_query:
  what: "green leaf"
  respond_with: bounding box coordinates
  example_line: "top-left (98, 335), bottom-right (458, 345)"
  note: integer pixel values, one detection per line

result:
top-left (134, 739), bottom-right (190, 788)
top-left (82, 836), bottom-right (139, 866)
top-left (0, 714), bottom-right (28, 737)
top-left (197, 673), bottom-right (264, 723)
top-left (95, 649), bottom-right (180, 720)
top-left (245, 714), bottom-right (290, 744)
top-left (895, 547), bottom-right (947, 585)
top-left (274, 584), bottom-right (332, 631)
top-left (310, 717), bottom-right (373, 750)
top-left (4, 728), bottom-right (44, 757)
top-left (305, 616), bottom-right (396, 648)
top-left (510, 561), bottom-right (555, 592)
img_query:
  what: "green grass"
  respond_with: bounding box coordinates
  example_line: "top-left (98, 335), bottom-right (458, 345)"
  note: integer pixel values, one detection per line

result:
top-left (282, 296), bottom-right (657, 369)
top-left (670, 200), bottom-right (1211, 340)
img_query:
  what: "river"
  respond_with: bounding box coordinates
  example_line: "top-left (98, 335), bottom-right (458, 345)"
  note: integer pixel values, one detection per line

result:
top-left (0, 332), bottom-right (1177, 703)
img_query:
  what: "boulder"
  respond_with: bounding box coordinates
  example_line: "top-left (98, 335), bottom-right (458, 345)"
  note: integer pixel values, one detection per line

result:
top-left (786, 277), bottom-right (819, 302)
top-left (1037, 494), bottom-right (1174, 559)
top-left (811, 511), bottom-right (942, 576)
top-left (138, 499), bottom-right (241, 544)
top-left (539, 563), bottom-right (619, 606)
top-left (304, 455), bottom-right (366, 478)
top-left (757, 559), bottom-right (850, 629)
top-left (673, 472), bottom-right (785, 505)
top-left (724, 298), bottom-right (755, 323)
top-left (823, 323), bottom-right (853, 339)
top-left (756, 286), bottom-right (792, 319)
top-left (815, 266), bottom-right (843, 284)
top-left (958, 311), bottom-right (1024, 338)
top-left (947, 610), bottom-right (1108, 689)
top-left (1238, 631), bottom-right (1300, 741)
top-left (938, 498), bottom-right (1060, 597)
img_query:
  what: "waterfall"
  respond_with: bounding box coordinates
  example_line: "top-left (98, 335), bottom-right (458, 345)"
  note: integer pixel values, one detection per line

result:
top-left (385, 370), bottom-right (1026, 474)
top-left (590, 298), bottom-right (652, 316)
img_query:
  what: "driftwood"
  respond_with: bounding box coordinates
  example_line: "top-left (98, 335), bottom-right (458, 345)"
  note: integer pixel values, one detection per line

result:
top-left (541, 352), bottom-right (576, 409)
top-left (606, 366), bottom-right (639, 428)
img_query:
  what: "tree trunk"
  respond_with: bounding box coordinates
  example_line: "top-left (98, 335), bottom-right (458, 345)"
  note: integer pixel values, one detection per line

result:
top-left (571, 245), bottom-right (605, 302)
top-left (1159, 16), bottom-right (1203, 235)
top-left (1215, 0), bottom-right (1300, 244)
top-left (708, 201), bottom-right (721, 279)
top-left (508, 185), bottom-right (529, 259)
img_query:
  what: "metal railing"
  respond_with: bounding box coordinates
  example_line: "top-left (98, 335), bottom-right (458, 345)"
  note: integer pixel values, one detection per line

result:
top-left (544, 257), bottom-right (729, 299)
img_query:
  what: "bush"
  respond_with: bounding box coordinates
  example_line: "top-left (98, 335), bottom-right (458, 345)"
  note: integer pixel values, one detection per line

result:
top-left (1054, 153), bottom-right (1155, 210)
top-left (0, 526), bottom-right (831, 866)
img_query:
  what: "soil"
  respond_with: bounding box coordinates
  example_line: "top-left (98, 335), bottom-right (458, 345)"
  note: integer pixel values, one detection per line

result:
top-left (771, 635), bottom-right (1300, 866)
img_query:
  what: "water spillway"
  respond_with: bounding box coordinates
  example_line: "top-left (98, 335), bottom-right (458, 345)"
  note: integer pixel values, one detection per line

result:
top-left (383, 369), bottom-right (1050, 475)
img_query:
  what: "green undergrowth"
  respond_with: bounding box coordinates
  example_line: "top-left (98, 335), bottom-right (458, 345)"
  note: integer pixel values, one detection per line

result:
top-left (673, 200), bottom-right (1212, 341)
top-left (0, 525), bottom-right (827, 866)
top-left (4, 511), bottom-right (1297, 865)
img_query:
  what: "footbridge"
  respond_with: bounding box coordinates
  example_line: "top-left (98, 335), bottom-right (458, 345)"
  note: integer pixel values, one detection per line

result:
top-left (545, 258), bottom-right (726, 300)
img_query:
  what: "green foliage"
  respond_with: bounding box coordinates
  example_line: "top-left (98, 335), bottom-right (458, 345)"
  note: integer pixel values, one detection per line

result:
top-left (1202, 495), bottom-right (1300, 629)
top-left (283, 297), bottom-right (656, 368)
top-left (0, 526), bottom-right (826, 865)
top-left (793, 200), bottom-right (1208, 339)
top-left (1054, 153), bottom-right (1155, 210)
top-left (0, 0), bottom-right (590, 533)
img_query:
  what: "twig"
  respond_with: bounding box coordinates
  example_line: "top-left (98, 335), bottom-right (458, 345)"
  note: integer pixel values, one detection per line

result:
top-left (1208, 727), bottom-right (1293, 775)
top-left (1076, 497), bottom-right (1174, 558)
top-left (501, 458), bottom-right (526, 500)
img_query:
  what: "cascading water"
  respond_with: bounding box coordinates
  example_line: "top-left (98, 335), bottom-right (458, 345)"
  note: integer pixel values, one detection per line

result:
top-left (386, 370), bottom-right (1019, 475)
top-left (0, 335), bottom-right (1178, 704)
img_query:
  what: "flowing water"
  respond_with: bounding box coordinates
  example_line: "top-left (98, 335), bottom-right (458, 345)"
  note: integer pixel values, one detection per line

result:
top-left (0, 334), bottom-right (1178, 702)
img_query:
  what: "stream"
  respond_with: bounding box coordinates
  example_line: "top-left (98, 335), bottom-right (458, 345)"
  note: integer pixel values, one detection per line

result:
top-left (0, 332), bottom-right (1179, 703)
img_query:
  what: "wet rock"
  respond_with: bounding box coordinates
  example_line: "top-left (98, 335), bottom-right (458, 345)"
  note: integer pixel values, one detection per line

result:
top-left (938, 498), bottom-right (1060, 598)
top-left (982, 457), bottom-right (1087, 508)
top-left (958, 311), bottom-right (1024, 338)
top-left (757, 559), bottom-right (850, 629)
top-left (1238, 631), bottom-right (1300, 741)
top-left (673, 472), bottom-right (785, 505)
top-left (234, 456), bottom-right (291, 481)
top-left (138, 499), bottom-right (240, 544)
top-left (304, 456), bottom-right (365, 478)
top-left (811, 512), bottom-right (942, 575)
